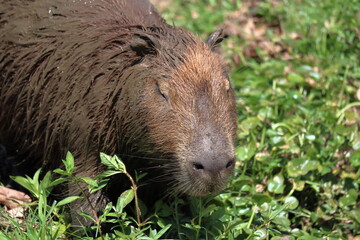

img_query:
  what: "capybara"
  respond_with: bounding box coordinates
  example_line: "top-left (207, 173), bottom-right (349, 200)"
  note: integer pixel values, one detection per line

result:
top-left (0, 0), bottom-right (237, 224)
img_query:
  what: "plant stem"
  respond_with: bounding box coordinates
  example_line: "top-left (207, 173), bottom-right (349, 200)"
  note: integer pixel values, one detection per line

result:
top-left (195, 198), bottom-right (203, 240)
top-left (73, 177), bottom-right (103, 238)
top-left (175, 198), bottom-right (183, 240)
top-left (125, 171), bottom-right (141, 227)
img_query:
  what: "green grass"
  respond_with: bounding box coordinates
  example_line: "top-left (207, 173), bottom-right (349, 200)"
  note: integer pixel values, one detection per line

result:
top-left (1, 0), bottom-right (359, 239)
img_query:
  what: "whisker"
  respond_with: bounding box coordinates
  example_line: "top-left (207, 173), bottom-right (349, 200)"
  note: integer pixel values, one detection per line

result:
top-left (116, 153), bottom-right (174, 161)
top-left (136, 161), bottom-right (178, 172)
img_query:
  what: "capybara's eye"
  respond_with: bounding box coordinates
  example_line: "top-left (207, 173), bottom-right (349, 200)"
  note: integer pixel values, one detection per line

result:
top-left (225, 78), bottom-right (231, 96)
top-left (156, 81), bottom-right (168, 102)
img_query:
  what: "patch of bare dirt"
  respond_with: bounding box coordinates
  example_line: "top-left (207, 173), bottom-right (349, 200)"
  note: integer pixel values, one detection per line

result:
top-left (221, 0), bottom-right (299, 62)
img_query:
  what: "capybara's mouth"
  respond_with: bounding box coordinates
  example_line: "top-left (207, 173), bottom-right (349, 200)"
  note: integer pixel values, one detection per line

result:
top-left (174, 160), bottom-right (234, 197)
top-left (180, 176), bottom-right (229, 197)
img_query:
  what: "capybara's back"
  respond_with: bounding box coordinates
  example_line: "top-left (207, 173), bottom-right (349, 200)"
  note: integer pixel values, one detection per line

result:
top-left (0, 0), bottom-right (237, 223)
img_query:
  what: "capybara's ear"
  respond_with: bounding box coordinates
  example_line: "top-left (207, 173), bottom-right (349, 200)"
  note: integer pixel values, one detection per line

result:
top-left (205, 29), bottom-right (227, 50)
top-left (130, 33), bottom-right (160, 57)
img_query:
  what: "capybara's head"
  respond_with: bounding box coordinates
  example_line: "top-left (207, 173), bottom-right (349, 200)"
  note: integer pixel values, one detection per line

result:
top-left (117, 28), bottom-right (237, 197)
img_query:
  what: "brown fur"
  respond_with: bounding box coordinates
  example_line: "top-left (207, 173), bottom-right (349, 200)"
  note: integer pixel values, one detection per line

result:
top-left (0, 0), bottom-right (237, 221)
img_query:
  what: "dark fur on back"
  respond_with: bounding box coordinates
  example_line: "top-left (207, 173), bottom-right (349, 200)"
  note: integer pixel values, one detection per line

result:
top-left (0, 0), bottom-right (237, 223)
top-left (1, 0), bottom-right (193, 169)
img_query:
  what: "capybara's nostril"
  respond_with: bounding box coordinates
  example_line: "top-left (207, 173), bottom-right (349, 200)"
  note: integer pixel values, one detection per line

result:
top-left (192, 162), bottom-right (205, 171)
top-left (191, 156), bottom-right (234, 174)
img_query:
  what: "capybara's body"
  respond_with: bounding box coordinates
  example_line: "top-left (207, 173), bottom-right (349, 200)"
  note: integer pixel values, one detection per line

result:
top-left (0, 0), bottom-right (237, 223)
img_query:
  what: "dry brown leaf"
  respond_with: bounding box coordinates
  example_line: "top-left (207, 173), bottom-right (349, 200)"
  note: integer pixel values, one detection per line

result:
top-left (7, 207), bottom-right (26, 218)
top-left (356, 88), bottom-right (360, 101)
top-left (242, 44), bottom-right (258, 58)
top-left (255, 184), bottom-right (265, 193)
top-left (279, 236), bottom-right (292, 240)
top-left (305, 77), bottom-right (320, 88)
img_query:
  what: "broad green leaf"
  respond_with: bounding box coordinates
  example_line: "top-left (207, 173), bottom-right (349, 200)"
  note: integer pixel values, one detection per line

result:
top-left (39, 171), bottom-right (54, 198)
top-left (252, 194), bottom-right (272, 205)
top-left (57, 196), bottom-right (82, 207)
top-left (120, 189), bottom-right (134, 207)
top-left (48, 178), bottom-right (69, 188)
top-left (77, 211), bottom-right (95, 223)
top-left (253, 229), bottom-right (267, 239)
top-left (0, 232), bottom-right (11, 240)
top-left (240, 117), bottom-right (261, 130)
top-left (267, 174), bottom-right (285, 194)
top-left (349, 149), bottom-right (360, 167)
top-left (286, 159), bottom-right (320, 177)
top-left (32, 168), bottom-right (41, 188)
top-left (64, 151), bottom-right (75, 172)
top-left (100, 153), bottom-right (126, 172)
top-left (273, 214), bottom-right (291, 227)
top-left (51, 223), bottom-right (67, 239)
top-left (287, 72), bottom-right (304, 84)
top-left (115, 189), bottom-right (134, 213)
top-left (151, 224), bottom-right (171, 239)
top-left (53, 169), bottom-right (71, 176)
top-left (89, 179), bottom-right (109, 193)
top-left (339, 188), bottom-right (358, 207)
top-left (99, 152), bottom-right (113, 168)
top-left (80, 177), bottom-right (98, 187)
top-left (292, 180), bottom-right (305, 191)
top-left (236, 141), bottom-right (257, 161)
top-left (269, 202), bottom-right (292, 220)
top-left (95, 170), bottom-right (121, 179)
top-left (111, 155), bottom-right (126, 172)
top-left (10, 175), bottom-right (35, 197)
top-left (350, 209), bottom-right (360, 224)
top-left (11, 169), bottom-right (44, 199)
top-left (284, 196), bottom-right (299, 210)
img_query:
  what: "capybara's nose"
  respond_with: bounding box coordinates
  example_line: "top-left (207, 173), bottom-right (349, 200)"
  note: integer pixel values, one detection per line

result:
top-left (191, 156), bottom-right (235, 174)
